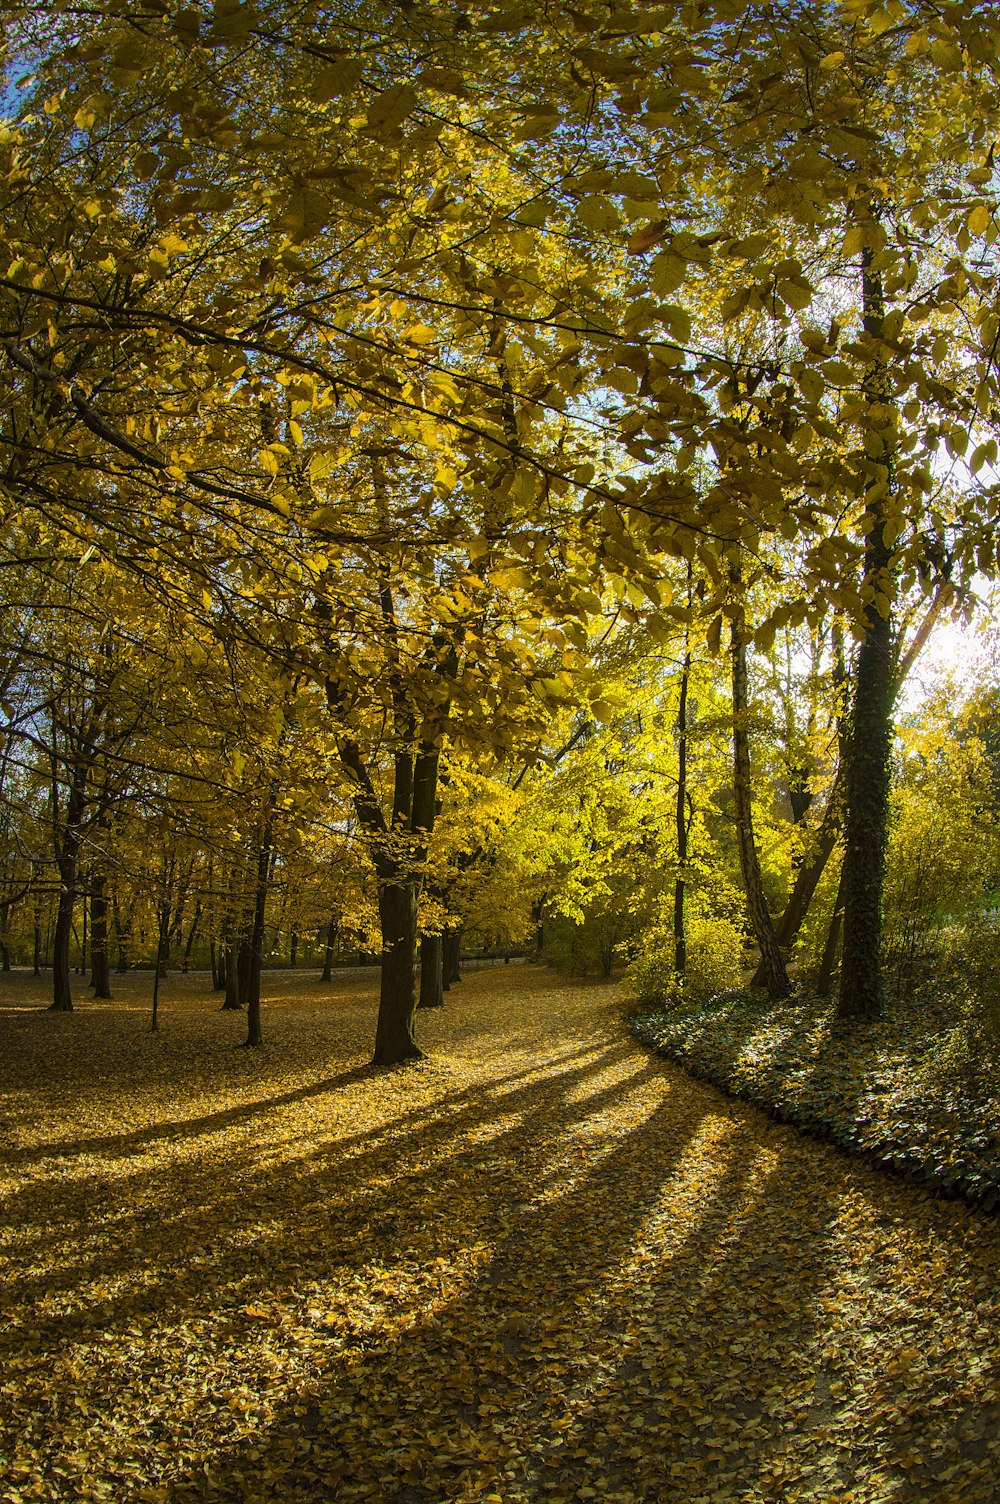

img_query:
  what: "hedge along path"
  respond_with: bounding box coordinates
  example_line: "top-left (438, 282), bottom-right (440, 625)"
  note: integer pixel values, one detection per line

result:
top-left (1, 965), bottom-right (999, 1504)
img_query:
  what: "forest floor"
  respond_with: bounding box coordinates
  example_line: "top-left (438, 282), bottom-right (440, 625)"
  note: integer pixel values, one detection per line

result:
top-left (2, 965), bottom-right (1000, 1504)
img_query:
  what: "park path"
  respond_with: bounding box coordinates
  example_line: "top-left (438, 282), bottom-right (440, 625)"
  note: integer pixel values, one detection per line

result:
top-left (2, 962), bottom-right (1000, 1504)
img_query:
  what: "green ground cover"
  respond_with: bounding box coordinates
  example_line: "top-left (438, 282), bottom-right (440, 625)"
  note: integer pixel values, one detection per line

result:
top-left (631, 988), bottom-right (1000, 1212)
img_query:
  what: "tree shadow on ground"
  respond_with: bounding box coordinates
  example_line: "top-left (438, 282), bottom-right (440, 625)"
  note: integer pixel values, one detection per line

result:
top-left (4, 968), bottom-right (1000, 1504)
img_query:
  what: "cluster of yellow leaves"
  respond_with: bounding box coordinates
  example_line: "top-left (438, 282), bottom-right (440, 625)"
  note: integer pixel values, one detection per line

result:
top-left (1, 966), bottom-right (1000, 1502)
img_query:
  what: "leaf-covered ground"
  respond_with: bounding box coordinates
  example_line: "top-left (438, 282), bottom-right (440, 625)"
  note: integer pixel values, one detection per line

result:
top-left (631, 989), bottom-right (1000, 1211)
top-left (2, 965), bottom-right (1000, 1504)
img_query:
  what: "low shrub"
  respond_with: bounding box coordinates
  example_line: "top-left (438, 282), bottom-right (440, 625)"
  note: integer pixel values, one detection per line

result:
top-left (626, 902), bottom-right (746, 1009)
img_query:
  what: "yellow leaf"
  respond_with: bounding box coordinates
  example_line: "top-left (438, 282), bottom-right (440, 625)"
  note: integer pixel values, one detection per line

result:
top-left (366, 84), bottom-right (417, 134)
top-left (843, 225), bottom-right (866, 258)
top-left (968, 204), bottom-right (992, 237)
top-left (724, 234), bottom-right (771, 259)
top-left (310, 59), bottom-right (364, 101)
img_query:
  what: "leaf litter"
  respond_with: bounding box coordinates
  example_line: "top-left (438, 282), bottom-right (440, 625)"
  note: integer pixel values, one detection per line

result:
top-left (1, 964), bottom-right (999, 1503)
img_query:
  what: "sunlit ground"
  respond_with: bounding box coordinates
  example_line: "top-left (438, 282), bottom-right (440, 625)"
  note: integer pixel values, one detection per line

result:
top-left (2, 963), bottom-right (999, 1503)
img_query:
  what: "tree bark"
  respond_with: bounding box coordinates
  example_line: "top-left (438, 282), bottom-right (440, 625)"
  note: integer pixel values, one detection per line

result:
top-left (237, 934), bottom-right (253, 1007)
top-left (112, 893), bottom-right (131, 973)
top-left (418, 931), bottom-right (444, 1009)
top-left (818, 863), bottom-right (846, 996)
top-left (320, 914), bottom-right (338, 982)
top-left (182, 901), bottom-right (201, 973)
top-left (244, 825), bottom-right (272, 1047)
top-left (373, 880), bottom-right (422, 1063)
top-left (49, 860), bottom-right (76, 1011)
top-left (90, 879), bottom-right (112, 999)
top-left (78, 891), bottom-right (87, 975)
top-left (444, 926), bottom-right (463, 985)
top-left (750, 764), bottom-right (845, 987)
top-left (838, 239), bottom-right (896, 1022)
top-left (151, 904), bottom-right (170, 1034)
top-left (674, 618), bottom-right (692, 976)
top-left (731, 573), bottom-right (792, 1000)
top-left (222, 941), bottom-right (242, 1009)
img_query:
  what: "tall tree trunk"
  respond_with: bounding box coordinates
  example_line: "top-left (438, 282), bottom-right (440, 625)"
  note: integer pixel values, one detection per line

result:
top-left (222, 942), bottom-right (242, 1010)
top-left (373, 745), bottom-right (440, 1062)
top-left (112, 893), bottom-right (131, 973)
top-left (674, 612), bottom-right (692, 976)
top-left (750, 764), bottom-right (845, 987)
top-left (151, 903), bottom-right (170, 1033)
top-left (530, 900), bottom-right (545, 963)
top-left (818, 863), bottom-right (846, 996)
top-left (373, 880), bottom-right (422, 1063)
top-left (444, 926), bottom-right (463, 985)
top-left (418, 931), bottom-right (444, 1009)
top-left (289, 930), bottom-right (298, 968)
top-left (731, 571), bottom-right (792, 1000)
top-left (753, 619), bottom-right (850, 991)
top-left (0, 906), bottom-right (11, 972)
top-left (244, 826), bottom-right (272, 1048)
top-left (321, 914), bottom-right (338, 981)
top-left (838, 239), bottom-right (896, 1021)
top-left (49, 859), bottom-right (76, 1012)
top-left (237, 934), bottom-right (253, 1007)
top-left (182, 901), bottom-right (201, 973)
top-left (90, 879), bottom-right (112, 999)
top-left (777, 767), bottom-right (845, 950)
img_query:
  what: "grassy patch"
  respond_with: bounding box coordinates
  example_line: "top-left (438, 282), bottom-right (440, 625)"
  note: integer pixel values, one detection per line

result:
top-left (630, 988), bottom-right (1000, 1212)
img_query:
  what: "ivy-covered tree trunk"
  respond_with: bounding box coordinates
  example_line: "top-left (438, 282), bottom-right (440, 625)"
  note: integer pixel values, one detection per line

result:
top-left (674, 616), bottom-right (692, 976)
top-left (837, 597), bottom-right (893, 1017)
top-left (418, 932), bottom-right (444, 1009)
top-left (731, 577), bottom-right (792, 1001)
top-left (838, 241), bottom-right (896, 1022)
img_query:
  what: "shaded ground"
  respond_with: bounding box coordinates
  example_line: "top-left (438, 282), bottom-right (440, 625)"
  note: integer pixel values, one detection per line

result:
top-left (1, 964), bottom-right (999, 1504)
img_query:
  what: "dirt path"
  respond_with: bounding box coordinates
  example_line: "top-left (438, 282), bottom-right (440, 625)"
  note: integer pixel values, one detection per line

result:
top-left (2, 964), bottom-right (999, 1503)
